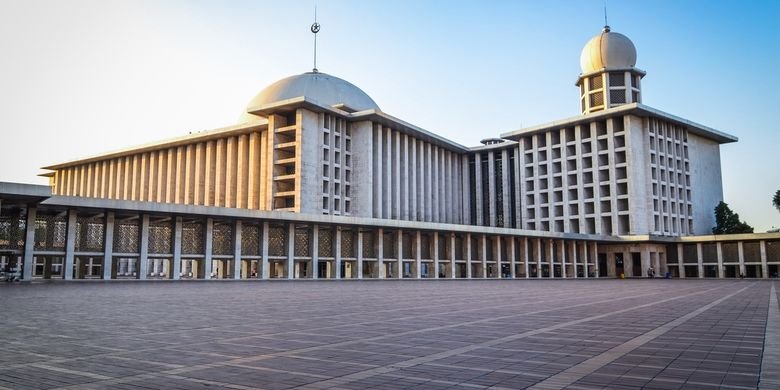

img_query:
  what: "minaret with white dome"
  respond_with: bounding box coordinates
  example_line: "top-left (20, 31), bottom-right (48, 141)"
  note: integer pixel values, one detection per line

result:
top-left (576, 25), bottom-right (645, 114)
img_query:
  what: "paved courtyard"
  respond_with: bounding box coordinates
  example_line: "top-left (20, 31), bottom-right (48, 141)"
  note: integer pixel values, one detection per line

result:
top-left (1, 280), bottom-right (778, 390)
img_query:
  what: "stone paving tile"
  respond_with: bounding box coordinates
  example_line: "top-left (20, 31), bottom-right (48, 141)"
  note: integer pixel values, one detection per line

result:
top-left (0, 280), bottom-right (777, 390)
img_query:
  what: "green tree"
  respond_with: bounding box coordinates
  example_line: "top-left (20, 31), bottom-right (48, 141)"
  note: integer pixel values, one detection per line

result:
top-left (712, 201), bottom-right (753, 234)
top-left (773, 190), bottom-right (780, 213)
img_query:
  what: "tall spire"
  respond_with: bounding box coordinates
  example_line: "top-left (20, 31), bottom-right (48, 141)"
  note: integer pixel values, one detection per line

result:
top-left (603, 0), bottom-right (610, 32)
top-left (311, 6), bottom-right (320, 73)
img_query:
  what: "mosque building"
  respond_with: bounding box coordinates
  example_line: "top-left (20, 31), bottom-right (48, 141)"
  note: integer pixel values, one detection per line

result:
top-left (1, 23), bottom-right (778, 281)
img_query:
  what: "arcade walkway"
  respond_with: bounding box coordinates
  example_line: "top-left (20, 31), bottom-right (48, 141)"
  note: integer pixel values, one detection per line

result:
top-left (0, 280), bottom-right (778, 389)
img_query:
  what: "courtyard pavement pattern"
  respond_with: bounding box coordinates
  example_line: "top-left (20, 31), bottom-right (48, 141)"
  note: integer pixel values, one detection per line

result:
top-left (0, 279), bottom-right (778, 390)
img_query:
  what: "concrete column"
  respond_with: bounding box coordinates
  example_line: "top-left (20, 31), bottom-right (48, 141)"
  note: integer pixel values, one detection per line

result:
top-left (696, 243), bottom-right (704, 278)
top-left (22, 207), bottom-right (37, 282)
top-left (138, 214), bottom-right (149, 280)
top-left (641, 245), bottom-right (651, 278)
top-left (677, 244), bottom-right (685, 278)
top-left (375, 127), bottom-right (383, 219)
top-left (396, 229), bottom-right (403, 279)
top-left (312, 225), bottom-right (319, 280)
top-left (509, 237), bottom-right (516, 278)
top-left (535, 238), bottom-right (542, 279)
top-left (716, 242), bottom-right (724, 278)
top-left (738, 241), bottom-right (746, 277)
top-left (415, 231), bottom-right (422, 279)
top-left (102, 212), bottom-right (115, 280)
top-left (570, 241), bottom-right (577, 279)
top-left (475, 153), bottom-right (483, 225)
top-left (410, 140), bottom-right (417, 221)
top-left (204, 218), bottom-right (213, 279)
top-left (522, 237), bottom-right (529, 279)
top-left (63, 209), bottom-right (78, 280)
top-left (501, 149), bottom-right (511, 228)
top-left (433, 232), bottom-right (440, 279)
top-left (580, 242), bottom-right (588, 278)
top-left (384, 128), bottom-right (392, 219)
top-left (480, 235), bottom-right (487, 279)
top-left (622, 250), bottom-right (631, 277)
top-left (335, 227), bottom-right (342, 280)
top-left (548, 240), bottom-right (555, 279)
top-left (494, 236), bottom-right (501, 278)
top-left (172, 216), bottom-right (182, 280)
top-left (591, 242), bottom-right (599, 278)
top-left (462, 155), bottom-right (471, 225)
top-left (465, 233), bottom-right (472, 279)
top-left (760, 241), bottom-right (768, 279)
top-left (559, 240), bottom-right (566, 278)
top-left (425, 144), bottom-right (433, 222)
top-left (233, 220), bottom-right (242, 280)
top-left (449, 233), bottom-right (456, 279)
top-left (356, 230), bottom-right (363, 279)
top-left (287, 223), bottom-right (295, 280)
top-left (377, 229), bottom-right (385, 278)
top-left (261, 221), bottom-right (269, 279)
top-left (487, 151), bottom-right (496, 227)
top-left (401, 134), bottom-right (409, 220)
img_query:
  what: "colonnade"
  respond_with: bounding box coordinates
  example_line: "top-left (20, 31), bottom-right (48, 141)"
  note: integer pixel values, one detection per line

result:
top-left (8, 207), bottom-right (600, 281)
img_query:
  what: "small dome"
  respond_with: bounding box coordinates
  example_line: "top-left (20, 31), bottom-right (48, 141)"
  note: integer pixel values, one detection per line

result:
top-left (240, 72), bottom-right (379, 122)
top-left (579, 27), bottom-right (637, 74)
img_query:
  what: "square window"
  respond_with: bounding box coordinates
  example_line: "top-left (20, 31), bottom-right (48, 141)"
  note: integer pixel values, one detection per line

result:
top-left (322, 181), bottom-right (328, 193)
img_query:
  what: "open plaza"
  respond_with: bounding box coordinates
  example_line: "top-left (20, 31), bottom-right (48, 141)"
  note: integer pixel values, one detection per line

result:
top-left (1, 279), bottom-right (779, 389)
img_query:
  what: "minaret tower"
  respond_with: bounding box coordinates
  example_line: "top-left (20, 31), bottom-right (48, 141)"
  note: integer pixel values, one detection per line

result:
top-left (576, 25), bottom-right (645, 114)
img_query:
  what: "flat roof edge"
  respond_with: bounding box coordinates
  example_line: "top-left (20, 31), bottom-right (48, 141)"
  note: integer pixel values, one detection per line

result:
top-left (500, 103), bottom-right (738, 144)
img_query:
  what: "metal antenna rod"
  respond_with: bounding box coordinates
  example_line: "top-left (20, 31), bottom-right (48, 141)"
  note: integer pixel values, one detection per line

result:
top-left (311, 6), bottom-right (320, 72)
top-left (603, 0), bottom-right (609, 29)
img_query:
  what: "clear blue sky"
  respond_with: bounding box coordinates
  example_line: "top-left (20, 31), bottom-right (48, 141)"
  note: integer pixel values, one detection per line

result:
top-left (0, 0), bottom-right (778, 231)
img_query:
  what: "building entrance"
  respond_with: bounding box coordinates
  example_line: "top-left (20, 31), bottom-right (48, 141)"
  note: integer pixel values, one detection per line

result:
top-left (598, 254), bottom-right (608, 277)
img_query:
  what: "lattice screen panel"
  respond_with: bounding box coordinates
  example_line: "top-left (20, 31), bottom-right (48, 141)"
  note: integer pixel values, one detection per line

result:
top-left (114, 217), bottom-right (140, 253)
top-left (212, 223), bottom-right (233, 256)
top-left (294, 227), bottom-right (311, 257)
top-left (75, 215), bottom-right (105, 252)
top-left (0, 212), bottom-right (26, 250)
top-left (182, 221), bottom-right (204, 255)
top-left (268, 225), bottom-right (287, 257)
top-left (341, 230), bottom-right (355, 258)
top-left (318, 228), bottom-right (333, 257)
top-left (241, 224), bottom-right (260, 256)
top-left (383, 232), bottom-right (395, 258)
top-left (147, 219), bottom-right (172, 254)
top-left (34, 212), bottom-right (67, 251)
top-left (362, 231), bottom-right (376, 258)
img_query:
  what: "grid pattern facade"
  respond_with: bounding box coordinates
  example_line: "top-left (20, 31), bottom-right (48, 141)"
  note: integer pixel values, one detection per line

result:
top-left (321, 114), bottom-right (352, 215)
top-left (514, 117), bottom-right (630, 234)
top-left (648, 118), bottom-right (692, 235)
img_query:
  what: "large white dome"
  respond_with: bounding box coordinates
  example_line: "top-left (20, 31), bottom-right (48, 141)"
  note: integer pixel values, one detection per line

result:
top-left (579, 27), bottom-right (637, 74)
top-left (240, 72), bottom-right (379, 122)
